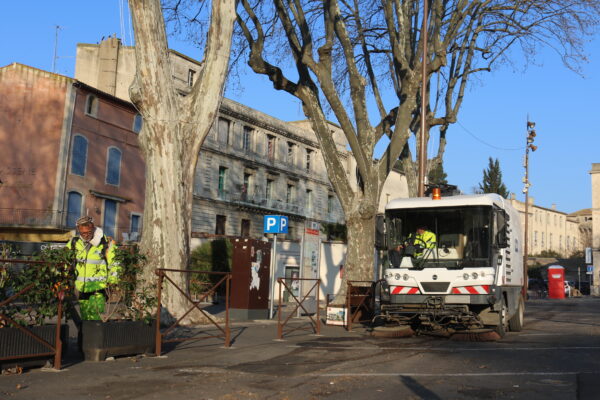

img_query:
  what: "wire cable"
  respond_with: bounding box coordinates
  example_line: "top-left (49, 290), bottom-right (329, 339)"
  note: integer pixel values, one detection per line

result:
top-left (456, 120), bottom-right (525, 151)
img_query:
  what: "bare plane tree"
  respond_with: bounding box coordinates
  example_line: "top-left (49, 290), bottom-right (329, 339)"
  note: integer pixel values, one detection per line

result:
top-left (235, 0), bottom-right (599, 293)
top-left (128, 0), bottom-right (235, 319)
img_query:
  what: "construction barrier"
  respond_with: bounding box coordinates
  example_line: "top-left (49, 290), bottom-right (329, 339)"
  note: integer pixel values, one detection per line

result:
top-left (345, 280), bottom-right (375, 332)
top-left (155, 269), bottom-right (231, 355)
top-left (276, 277), bottom-right (321, 339)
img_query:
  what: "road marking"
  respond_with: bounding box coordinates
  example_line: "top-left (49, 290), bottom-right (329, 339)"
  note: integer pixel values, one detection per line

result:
top-left (287, 345), bottom-right (600, 352)
top-left (316, 371), bottom-right (587, 377)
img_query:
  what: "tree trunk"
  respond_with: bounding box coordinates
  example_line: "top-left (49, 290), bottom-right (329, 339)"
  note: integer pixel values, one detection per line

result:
top-left (129, 0), bottom-right (235, 323)
top-left (334, 210), bottom-right (376, 303)
top-left (139, 122), bottom-right (193, 320)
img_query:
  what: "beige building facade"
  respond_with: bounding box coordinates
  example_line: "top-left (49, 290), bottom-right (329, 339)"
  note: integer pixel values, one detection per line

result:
top-left (508, 196), bottom-right (581, 258)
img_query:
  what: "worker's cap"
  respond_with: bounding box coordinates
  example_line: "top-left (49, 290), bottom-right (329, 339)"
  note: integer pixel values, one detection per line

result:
top-left (417, 224), bottom-right (428, 230)
top-left (76, 216), bottom-right (94, 226)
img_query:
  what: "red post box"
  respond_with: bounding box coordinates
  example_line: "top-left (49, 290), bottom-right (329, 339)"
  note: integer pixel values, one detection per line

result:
top-left (547, 265), bottom-right (565, 299)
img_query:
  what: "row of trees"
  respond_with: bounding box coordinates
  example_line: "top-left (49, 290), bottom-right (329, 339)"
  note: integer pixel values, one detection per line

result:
top-left (129, 0), bottom-right (600, 316)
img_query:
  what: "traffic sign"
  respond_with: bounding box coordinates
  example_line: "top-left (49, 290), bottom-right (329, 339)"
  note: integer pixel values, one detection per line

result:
top-left (263, 215), bottom-right (288, 234)
top-left (587, 265), bottom-right (593, 275)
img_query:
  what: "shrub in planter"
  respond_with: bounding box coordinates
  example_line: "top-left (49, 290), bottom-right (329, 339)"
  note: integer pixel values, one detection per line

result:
top-left (81, 245), bottom-right (157, 361)
top-left (0, 245), bottom-right (75, 368)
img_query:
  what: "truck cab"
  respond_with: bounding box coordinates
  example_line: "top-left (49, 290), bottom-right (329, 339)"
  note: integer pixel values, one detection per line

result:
top-left (379, 194), bottom-right (524, 336)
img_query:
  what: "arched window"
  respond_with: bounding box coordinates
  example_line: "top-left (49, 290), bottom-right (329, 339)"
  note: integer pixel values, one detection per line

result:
top-left (106, 147), bottom-right (122, 186)
top-left (71, 135), bottom-right (88, 176)
top-left (85, 94), bottom-right (98, 117)
top-left (66, 191), bottom-right (82, 228)
top-left (132, 113), bottom-right (143, 133)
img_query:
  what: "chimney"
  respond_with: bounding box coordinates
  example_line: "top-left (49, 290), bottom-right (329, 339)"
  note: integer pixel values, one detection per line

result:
top-left (97, 36), bottom-right (121, 95)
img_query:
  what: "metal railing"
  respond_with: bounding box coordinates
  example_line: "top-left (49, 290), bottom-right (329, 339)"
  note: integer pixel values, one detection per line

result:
top-left (276, 277), bottom-right (321, 339)
top-left (0, 209), bottom-right (72, 228)
top-left (154, 269), bottom-right (231, 355)
top-left (345, 280), bottom-right (375, 332)
top-left (0, 259), bottom-right (65, 370)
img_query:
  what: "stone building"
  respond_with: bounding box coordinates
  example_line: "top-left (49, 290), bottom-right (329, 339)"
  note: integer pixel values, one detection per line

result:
top-left (74, 37), bottom-right (408, 241)
top-left (508, 195), bottom-right (581, 257)
top-left (0, 63), bottom-right (145, 242)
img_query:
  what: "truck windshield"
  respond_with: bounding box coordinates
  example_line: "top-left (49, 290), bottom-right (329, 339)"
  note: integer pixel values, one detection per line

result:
top-left (386, 206), bottom-right (492, 269)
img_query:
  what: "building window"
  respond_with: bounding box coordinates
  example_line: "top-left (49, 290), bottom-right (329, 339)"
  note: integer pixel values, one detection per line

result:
top-left (218, 166), bottom-right (228, 199)
top-left (306, 149), bottom-right (313, 171)
top-left (243, 126), bottom-right (253, 153)
top-left (286, 184), bottom-right (295, 204)
top-left (130, 214), bottom-right (141, 241)
top-left (66, 191), bottom-right (82, 228)
top-left (132, 113), bottom-right (143, 133)
top-left (85, 94), bottom-right (98, 117)
top-left (188, 69), bottom-right (196, 87)
top-left (267, 135), bottom-right (276, 162)
top-left (559, 235), bottom-right (563, 250)
top-left (106, 147), bottom-right (122, 186)
top-left (103, 199), bottom-right (117, 239)
top-left (242, 173), bottom-right (252, 201)
top-left (328, 195), bottom-right (335, 214)
top-left (549, 233), bottom-right (553, 248)
top-left (541, 232), bottom-right (545, 247)
top-left (215, 215), bottom-right (226, 235)
top-left (218, 118), bottom-right (230, 145)
top-left (266, 179), bottom-right (273, 201)
top-left (71, 135), bottom-right (88, 176)
top-left (287, 142), bottom-right (295, 165)
top-left (306, 189), bottom-right (313, 212)
top-left (241, 219), bottom-right (251, 237)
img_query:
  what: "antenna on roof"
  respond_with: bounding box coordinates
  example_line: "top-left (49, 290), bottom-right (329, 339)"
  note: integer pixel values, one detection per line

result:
top-left (52, 25), bottom-right (62, 73)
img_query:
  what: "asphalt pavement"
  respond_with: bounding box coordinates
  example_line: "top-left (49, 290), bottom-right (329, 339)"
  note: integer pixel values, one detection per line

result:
top-left (1, 297), bottom-right (599, 400)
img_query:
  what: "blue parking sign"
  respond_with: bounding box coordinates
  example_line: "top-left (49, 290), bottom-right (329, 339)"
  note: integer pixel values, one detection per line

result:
top-left (264, 215), bottom-right (288, 234)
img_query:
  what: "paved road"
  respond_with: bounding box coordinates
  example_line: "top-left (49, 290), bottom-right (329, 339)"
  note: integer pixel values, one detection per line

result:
top-left (1, 297), bottom-right (599, 399)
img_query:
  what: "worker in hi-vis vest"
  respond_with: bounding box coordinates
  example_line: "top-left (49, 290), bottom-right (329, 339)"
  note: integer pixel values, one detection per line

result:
top-left (411, 225), bottom-right (437, 257)
top-left (67, 216), bottom-right (120, 320)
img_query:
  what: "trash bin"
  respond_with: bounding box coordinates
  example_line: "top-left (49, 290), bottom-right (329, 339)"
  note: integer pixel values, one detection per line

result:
top-left (547, 265), bottom-right (565, 299)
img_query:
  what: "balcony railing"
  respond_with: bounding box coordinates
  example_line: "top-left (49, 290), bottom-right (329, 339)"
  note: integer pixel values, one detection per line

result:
top-left (0, 209), bottom-right (73, 228)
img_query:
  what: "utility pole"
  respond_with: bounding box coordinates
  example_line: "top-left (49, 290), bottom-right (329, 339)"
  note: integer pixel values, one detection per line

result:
top-left (52, 25), bottom-right (62, 73)
top-left (523, 120), bottom-right (537, 296)
top-left (417, 0), bottom-right (429, 197)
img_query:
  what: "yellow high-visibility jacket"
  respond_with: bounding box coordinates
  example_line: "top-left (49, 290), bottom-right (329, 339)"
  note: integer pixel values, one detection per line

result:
top-left (66, 229), bottom-right (120, 293)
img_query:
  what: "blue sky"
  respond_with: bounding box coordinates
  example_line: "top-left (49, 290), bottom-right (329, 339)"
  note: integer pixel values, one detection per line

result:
top-left (2, 1), bottom-right (598, 213)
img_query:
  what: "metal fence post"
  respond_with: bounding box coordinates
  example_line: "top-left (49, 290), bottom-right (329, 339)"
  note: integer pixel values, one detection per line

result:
top-left (155, 270), bottom-right (163, 356)
top-left (316, 279), bottom-right (321, 335)
top-left (225, 274), bottom-right (231, 347)
top-left (53, 292), bottom-right (63, 370)
top-left (277, 278), bottom-right (283, 339)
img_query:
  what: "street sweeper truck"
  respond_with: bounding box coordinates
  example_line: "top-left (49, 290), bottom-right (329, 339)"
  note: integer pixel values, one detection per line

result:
top-left (377, 193), bottom-right (525, 337)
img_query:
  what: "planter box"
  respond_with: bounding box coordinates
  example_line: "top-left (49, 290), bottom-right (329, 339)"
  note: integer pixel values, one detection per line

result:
top-left (82, 320), bottom-right (155, 362)
top-left (0, 324), bottom-right (68, 370)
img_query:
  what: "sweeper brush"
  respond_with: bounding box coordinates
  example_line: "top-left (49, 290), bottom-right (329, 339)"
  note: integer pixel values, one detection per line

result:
top-left (450, 328), bottom-right (501, 342)
top-left (370, 325), bottom-right (415, 338)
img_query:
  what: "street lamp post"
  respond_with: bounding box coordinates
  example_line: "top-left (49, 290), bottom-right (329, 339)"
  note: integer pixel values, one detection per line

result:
top-left (523, 121), bottom-right (537, 296)
top-left (417, 0), bottom-right (429, 197)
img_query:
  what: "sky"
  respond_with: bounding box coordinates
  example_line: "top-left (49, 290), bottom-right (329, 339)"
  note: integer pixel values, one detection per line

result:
top-left (1, 1), bottom-right (599, 214)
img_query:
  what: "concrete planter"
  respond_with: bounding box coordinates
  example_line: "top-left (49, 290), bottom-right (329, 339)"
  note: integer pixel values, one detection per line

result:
top-left (81, 320), bottom-right (155, 362)
top-left (0, 324), bottom-right (68, 369)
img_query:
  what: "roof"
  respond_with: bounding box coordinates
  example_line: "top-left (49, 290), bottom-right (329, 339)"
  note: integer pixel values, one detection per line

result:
top-left (386, 193), bottom-right (506, 210)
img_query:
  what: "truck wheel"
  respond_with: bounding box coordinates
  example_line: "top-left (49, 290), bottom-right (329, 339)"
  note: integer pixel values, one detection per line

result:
top-left (508, 296), bottom-right (524, 332)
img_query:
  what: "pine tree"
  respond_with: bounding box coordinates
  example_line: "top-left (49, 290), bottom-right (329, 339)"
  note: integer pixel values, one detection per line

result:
top-left (479, 157), bottom-right (509, 198)
top-left (428, 163), bottom-right (448, 185)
